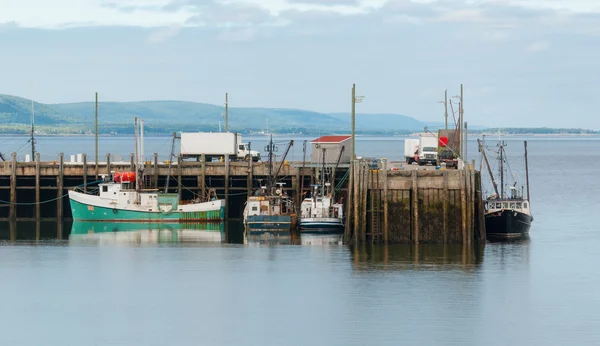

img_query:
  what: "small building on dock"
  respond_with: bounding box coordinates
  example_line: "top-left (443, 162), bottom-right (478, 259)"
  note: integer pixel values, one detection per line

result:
top-left (311, 135), bottom-right (352, 164)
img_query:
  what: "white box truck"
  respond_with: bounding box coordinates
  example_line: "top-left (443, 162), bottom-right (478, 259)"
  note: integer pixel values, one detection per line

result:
top-left (404, 139), bottom-right (419, 164)
top-left (417, 133), bottom-right (438, 166)
top-left (180, 132), bottom-right (260, 162)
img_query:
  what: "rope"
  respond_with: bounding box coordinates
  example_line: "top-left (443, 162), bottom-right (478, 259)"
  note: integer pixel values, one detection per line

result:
top-left (0, 179), bottom-right (103, 205)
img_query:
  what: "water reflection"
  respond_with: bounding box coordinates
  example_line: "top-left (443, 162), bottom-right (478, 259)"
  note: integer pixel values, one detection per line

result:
top-left (244, 229), bottom-right (296, 245)
top-left (351, 243), bottom-right (486, 271)
top-left (69, 222), bottom-right (225, 245)
top-left (0, 221), bottom-right (70, 242)
top-left (300, 233), bottom-right (344, 246)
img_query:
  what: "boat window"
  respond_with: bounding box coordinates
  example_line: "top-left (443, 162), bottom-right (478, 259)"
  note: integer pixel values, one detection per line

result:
top-left (484, 203), bottom-right (488, 211)
top-left (502, 203), bottom-right (508, 208)
top-left (114, 192), bottom-right (116, 195)
top-left (516, 202), bottom-right (522, 209)
top-left (510, 203), bottom-right (516, 209)
top-left (252, 206), bottom-right (257, 211)
top-left (524, 202), bottom-right (528, 209)
top-left (102, 186), bottom-right (108, 192)
top-left (495, 203), bottom-right (501, 209)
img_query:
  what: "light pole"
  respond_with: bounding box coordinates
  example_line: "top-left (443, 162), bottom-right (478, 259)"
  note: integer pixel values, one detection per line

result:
top-left (437, 89), bottom-right (448, 130)
top-left (351, 83), bottom-right (364, 161)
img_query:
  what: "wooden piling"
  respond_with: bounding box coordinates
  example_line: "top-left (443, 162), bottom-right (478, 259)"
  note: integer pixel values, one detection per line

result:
top-left (345, 161), bottom-right (354, 243)
top-left (57, 153), bottom-right (64, 221)
top-left (295, 169), bottom-right (301, 208)
top-left (225, 154), bottom-right (230, 242)
top-left (412, 170), bottom-right (419, 244)
top-left (200, 154), bottom-right (206, 197)
top-left (353, 160), bottom-right (359, 244)
top-left (382, 159), bottom-right (389, 244)
top-left (35, 153), bottom-right (40, 221)
top-left (130, 153), bottom-right (134, 171)
top-left (153, 153), bottom-right (159, 189)
top-left (10, 152), bottom-right (16, 221)
top-left (460, 169), bottom-right (467, 245)
top-left (442, 170), bottom-right (448, 244)
top-left (248, 154), bottom-right (253, 199)
top-left (361, 162), bottom-right (368, 242)
top-left (82, 153), bottom-right (88, 193)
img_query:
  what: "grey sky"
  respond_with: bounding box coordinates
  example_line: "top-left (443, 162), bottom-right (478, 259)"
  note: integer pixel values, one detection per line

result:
top-left (0, 0), bottom-right (598, 128)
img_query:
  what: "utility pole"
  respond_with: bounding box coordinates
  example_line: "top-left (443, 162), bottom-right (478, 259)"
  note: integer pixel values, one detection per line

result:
top-left (134, 117), bottom-right (139, 196)
top-left (95, 92), bottom-right (99, 179)
top-left (225, 92), bottom-right (228, 132)
top-left (351, 84), bottom-right (356, 161)
top-left (444, 89), bottom-right (448, 130)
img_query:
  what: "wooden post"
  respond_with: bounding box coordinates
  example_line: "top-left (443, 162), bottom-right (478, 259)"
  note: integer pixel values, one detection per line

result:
top-left (361, 162), bottom-right (368, 242)
top-left (177, 154), bottom-right (182, 202)
top-left (460, 170), bottom-right (467, 245)
top-left (345, 164), bottom-right (354, 243)
top-left (295, 169), bottom-right (301, 208)
top-left (35, 153), bottom-right (41, 221)
top-left (477, 172), bottom-right (486, 243)
top-left (82, 153), bottom-right (87, 193)
top-left (10, 152), bottom-right (16, 221)
top-left (442, 170), bottom-right (448, 244)
top-left (412, 170), bottom-right (419, 244)
top-left (382, 159), bottom-right (389, 244)
top-left (153, 153), bottom-right (159, 189)
top-left (353, 160), bottom-right (359, 244)
top-left (130, 153), bottom-right (134, 171)
top-left (248, 152), bottom-right (253, 199)
top-left (106, 153), bottom-right (111, 176)
top-left (200, 153), bottom-right (206, 198)
top-left (57, 152), bottom-right (64, 221)
top-left (225, 154), bottom-right (230, 242)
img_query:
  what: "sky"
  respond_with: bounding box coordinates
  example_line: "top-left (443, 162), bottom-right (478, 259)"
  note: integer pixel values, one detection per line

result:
top-left (0, 0), bottom-right (599, 129)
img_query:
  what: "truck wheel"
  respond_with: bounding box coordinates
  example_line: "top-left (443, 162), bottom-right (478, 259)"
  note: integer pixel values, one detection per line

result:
top-left (407, 158), bottom-right (413, 164)
top-left (418, 161), bottom-right (424, 166)
top-left (244, 154), bottom-right (251, 162)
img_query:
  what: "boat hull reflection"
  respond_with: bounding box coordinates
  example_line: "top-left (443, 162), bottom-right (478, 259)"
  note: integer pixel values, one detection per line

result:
top-left (69, 221), bottom-right (225, 244)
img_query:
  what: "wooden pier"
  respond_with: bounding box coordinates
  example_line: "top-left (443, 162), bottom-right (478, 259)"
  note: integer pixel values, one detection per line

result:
top-left (0, 152), bottom-right (484, 244)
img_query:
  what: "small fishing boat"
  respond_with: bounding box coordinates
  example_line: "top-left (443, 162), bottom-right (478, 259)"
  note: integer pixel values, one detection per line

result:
top-left (298, 183), bottom-right (344, 232)
top-left (298, 142), bottom-right (345, 233)
top-left (68, 117), bottom-right (225, 223)
top-left (243, 136), bottom-right (296, 233)
top-left (479, 139), bottom-right (533, 240)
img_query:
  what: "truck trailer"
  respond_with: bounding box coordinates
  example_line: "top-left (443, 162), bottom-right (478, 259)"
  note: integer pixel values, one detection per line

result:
top-left (180, 132), bottom-right (260, 162)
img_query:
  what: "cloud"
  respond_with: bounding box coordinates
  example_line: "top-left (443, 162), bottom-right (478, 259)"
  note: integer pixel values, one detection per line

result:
top-left (146, 25), bottom-right (181, 43)
top-left (526, 40), bottom-right (551, 53)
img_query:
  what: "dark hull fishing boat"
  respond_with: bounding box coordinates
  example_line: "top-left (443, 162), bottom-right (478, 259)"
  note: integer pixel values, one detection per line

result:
top-left (479, 139), bottom-right (533, 241)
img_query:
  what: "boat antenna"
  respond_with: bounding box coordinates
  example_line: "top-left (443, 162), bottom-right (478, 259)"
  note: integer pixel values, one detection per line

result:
top-left (267, 134), bottom-right (274, 192)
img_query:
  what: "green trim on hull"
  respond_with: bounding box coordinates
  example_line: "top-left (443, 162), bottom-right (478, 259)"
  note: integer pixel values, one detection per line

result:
top-left (69, 198), bottom-right (225, 223)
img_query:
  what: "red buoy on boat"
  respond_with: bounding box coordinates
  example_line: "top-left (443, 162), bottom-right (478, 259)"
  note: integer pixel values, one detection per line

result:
top-left (113, 172), bottom-right (136, 183)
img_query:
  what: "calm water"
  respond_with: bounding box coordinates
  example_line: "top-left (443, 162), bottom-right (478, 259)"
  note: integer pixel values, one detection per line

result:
top-left (1, 136), bottom-right (600, 345)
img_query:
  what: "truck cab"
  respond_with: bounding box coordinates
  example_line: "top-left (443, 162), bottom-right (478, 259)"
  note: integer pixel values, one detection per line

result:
top-left (417, 135), bottom-right (438, 166)
top-left (238, 144), bottom-right (261, 162)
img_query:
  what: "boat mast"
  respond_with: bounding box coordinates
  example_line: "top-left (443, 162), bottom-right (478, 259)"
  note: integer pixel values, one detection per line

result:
top-left (165, 132), bottom-right (177, 193)
top-left (30, 100), bottom-right (35, 159)
top-left (499, 141), bottom-right (505, 198)
top-left (524, 141), bottom-right (530, 202)
top-left (134, 117), bottom-right (140, 199)
top-left (267, 134), bottom-right (273, 193)
top-left (321, 147), bottom-right (326, 197)
top-left (477, 139), bottom-right (499, 197)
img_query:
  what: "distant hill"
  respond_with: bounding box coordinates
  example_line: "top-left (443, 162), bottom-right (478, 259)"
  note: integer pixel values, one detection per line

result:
top-left (0, 94), bottom-right (427, 134)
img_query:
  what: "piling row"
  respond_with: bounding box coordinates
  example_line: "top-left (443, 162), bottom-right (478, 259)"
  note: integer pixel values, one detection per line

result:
top-left (1, 153), bottom-right (484, 244)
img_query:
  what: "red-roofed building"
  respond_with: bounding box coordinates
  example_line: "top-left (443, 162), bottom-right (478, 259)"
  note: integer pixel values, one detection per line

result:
top-left (311, 135), bottom-right (352, 164)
